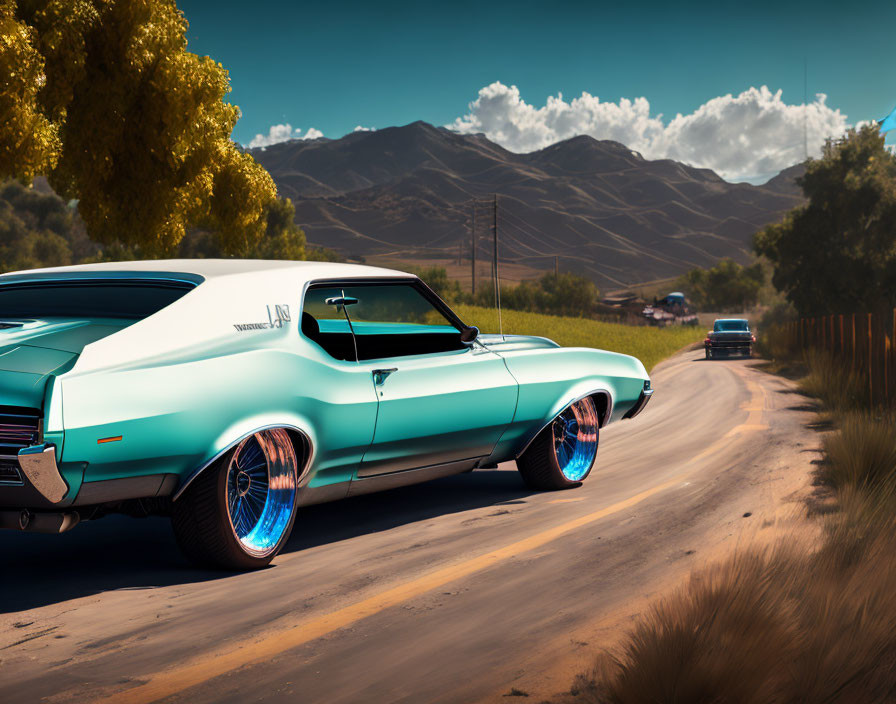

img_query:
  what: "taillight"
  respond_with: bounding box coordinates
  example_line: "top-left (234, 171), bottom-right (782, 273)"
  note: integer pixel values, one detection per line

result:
top-left (751, 335), bottom-right (756, 342)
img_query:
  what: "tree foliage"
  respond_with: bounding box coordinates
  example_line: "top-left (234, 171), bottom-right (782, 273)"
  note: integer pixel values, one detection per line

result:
top-left (754, 124), bottom-right (896, 316)
top-left (676, 258), bottom-right (765, 311)
top-left (0, 1), bottom-right (60, 181)
top-left (0, 179), bottom-right (319, 271)
top-left (497, 271), bottom-right (599, 317)
top-left (413, 267), bottom-right (600, 317)
top-left (408, 265), bottom-right (464, 303)
top-left (1, 0), bottom-right (277, 254)
top-left (0, 179), bottom-right (75, 270)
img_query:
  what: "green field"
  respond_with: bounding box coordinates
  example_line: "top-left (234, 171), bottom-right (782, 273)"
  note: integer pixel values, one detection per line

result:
top-left (454, 305), bottom-right (705, 372)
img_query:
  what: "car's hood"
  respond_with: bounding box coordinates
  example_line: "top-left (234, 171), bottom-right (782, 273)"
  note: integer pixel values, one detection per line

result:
top-left (0, 318), bottom-right (133, 408)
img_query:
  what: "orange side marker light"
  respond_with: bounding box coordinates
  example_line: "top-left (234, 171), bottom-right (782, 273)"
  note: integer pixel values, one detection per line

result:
top-left (97, 435), bottom-right (122, 444)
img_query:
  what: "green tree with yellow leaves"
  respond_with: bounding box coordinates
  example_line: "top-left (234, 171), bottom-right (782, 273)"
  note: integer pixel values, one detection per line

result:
top-left (0, 0), bottom-right (280, 256)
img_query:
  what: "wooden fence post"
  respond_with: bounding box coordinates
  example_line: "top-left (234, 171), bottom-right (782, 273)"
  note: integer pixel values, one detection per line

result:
top-left (851, 314), bottom-right (856, 371)
top-left (868, 312), bottom-right (874, 406)
top-left (883, 334), bottom-right (890, 406)
top-left (839, 314), bottom-right (845, 358)
top-left (892, 309), bottom-right (896, 403)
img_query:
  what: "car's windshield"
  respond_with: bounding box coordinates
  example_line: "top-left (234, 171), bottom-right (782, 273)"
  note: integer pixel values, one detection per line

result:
top-left (714, 320), bottom-right (749, 332)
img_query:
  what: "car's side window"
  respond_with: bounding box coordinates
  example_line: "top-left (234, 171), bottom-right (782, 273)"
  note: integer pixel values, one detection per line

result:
top-left (301, 282), bottom-right (465, 361)
top-left (301, 287), bottom-right (357, 361)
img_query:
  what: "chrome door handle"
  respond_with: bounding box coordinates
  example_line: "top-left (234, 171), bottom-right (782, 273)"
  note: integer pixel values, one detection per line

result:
top-left (372, 368), bottom-right (398, 385)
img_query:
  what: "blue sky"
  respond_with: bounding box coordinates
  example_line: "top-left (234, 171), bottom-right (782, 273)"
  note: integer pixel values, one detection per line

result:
top-left (180, 0), bottom-right (895, 180)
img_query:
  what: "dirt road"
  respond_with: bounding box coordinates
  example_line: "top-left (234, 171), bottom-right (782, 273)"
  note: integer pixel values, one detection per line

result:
top-left (0, 350), bottom-right (821, 703)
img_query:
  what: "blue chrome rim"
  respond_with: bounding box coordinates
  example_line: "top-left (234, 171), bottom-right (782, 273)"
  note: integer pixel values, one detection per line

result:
top-left (226, 432), bottom-right (297, 557)
top-left (552, 398), bottom-right (599, 481)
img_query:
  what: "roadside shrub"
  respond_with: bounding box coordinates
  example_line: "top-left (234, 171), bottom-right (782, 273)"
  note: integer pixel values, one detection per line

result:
top-left (675, 258), bottom-right (765, 311)
top-left (569, 527), bottom-right (896, 704)
top-left (754, 322), bottom-right (800, 362)
top-left (583, 550), bottom-right (800, 704)
top-left (800, 349), bottom-right (868, 412)
top-left (822, 413), bottom-right (896, 492)
top-left (758, 301), bottom-right (798, 330)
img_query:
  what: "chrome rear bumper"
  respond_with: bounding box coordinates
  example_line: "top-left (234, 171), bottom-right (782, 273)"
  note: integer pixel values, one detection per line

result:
top-left (16, 443), bottom-right (68, 504)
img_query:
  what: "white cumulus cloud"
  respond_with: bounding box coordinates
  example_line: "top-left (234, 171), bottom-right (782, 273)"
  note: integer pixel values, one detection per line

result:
top-left (247, 123), bottom-right (323, 149)
top-left (449, 82), bottom-right (849, 183)
top-left (353, 125), bottom-right (375, 132)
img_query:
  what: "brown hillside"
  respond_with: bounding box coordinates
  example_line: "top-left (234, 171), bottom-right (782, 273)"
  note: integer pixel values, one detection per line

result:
top-left (251, 121), bottom-right (804, 288)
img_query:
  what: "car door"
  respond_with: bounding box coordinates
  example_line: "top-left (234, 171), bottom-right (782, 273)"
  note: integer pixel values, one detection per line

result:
top-left (304, 281), bottom-right (518, 477)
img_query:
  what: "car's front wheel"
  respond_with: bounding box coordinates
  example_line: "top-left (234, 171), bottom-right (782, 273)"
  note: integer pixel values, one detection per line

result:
top-left (172, 428), bottom-right (299, 570)
top-left (517, 397), bottom-right (600, 490)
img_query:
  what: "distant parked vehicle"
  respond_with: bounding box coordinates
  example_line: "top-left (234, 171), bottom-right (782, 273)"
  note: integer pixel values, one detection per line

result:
top-left (704, 319), bottom-right (755, 359)
top-left (642, 292), bottom-right (699, 327)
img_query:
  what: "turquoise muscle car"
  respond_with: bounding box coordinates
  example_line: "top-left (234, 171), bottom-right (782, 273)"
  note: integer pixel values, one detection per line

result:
top-left (0, 260), bottom-right (653, 569)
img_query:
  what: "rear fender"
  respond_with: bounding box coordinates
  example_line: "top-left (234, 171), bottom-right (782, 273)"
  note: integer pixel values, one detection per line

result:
top-left (172, 415), bottom-right (316, 501)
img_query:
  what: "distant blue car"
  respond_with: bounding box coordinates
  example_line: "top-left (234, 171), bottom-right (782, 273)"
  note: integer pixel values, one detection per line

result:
top-left (704, 318), bottom-right (754, 359)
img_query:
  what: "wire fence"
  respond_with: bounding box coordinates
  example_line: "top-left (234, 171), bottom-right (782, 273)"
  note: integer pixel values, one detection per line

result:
top-left (779, 310), bottom-right (896, 407)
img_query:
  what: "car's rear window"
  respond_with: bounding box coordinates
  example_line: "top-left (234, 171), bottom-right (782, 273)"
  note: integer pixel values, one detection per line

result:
top-left (714, 320), bottom-right (750, 332)
top-left (0, 281), bottom-right (194, 319)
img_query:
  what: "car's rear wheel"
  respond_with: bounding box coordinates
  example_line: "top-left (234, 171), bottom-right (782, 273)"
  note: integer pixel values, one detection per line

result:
top-left (172, 429), bottom-right (299, 570)
top-left (517, 397), bottom-right (600, 490)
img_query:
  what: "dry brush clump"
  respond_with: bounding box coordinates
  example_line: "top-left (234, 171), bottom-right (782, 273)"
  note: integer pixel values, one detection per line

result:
top-left (556, 348), bottom-right (896, 704)
top-left (753, 321), bottom-right (800, 363)
top-left (569, 519), bottom-right (896, 704)
top-left (822, 413), bottom-right (896, 493)
top-left (799, 349), bottom-right (868, 413)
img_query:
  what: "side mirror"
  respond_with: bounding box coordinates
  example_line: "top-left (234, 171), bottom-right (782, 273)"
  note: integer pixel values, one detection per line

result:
top-left (325, 296), bottom-right (359, 307)
top-left (460, 325), bottom-right (479, 343)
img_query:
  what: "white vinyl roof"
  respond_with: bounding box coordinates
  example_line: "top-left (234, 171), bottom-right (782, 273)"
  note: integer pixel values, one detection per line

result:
top-left (2, 258), bottom-right (413, 284)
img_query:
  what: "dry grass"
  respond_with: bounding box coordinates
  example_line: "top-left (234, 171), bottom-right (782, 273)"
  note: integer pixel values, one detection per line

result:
top-left (753, 326), bottom-right (799, 363)
top-left (569, 510), bottom-right (896, 703)
top-left (551, 334), bottom-right (896, 704)
top-left (799, 349), bottom-right (869, 413)
top-left (822, 413), bottom-right (896, 492)
top-left (454, 305), bottom-right (704, 373)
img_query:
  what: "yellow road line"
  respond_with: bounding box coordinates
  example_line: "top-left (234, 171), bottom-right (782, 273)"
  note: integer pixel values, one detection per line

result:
top-left (548, 497), bottom-right (586, 504)
top-left (100, 475), bottom-right (695, 704)
top-left (99, 362), bottom-right (769, 704)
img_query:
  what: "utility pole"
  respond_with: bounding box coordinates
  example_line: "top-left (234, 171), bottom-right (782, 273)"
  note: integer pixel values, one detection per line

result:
top-left (493, 193), bottom-right (503, 339)
top-left (803, 58), bottom-right (809, 161)
top-left (471, 203), bottom-right (476, 296)
top-left (554, 255), bottom-right (559, 277)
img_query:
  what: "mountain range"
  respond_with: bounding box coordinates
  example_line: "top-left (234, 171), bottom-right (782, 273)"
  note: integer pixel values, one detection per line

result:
top-left (251, 121), bottom-right (805, 289)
